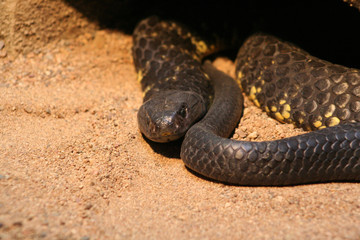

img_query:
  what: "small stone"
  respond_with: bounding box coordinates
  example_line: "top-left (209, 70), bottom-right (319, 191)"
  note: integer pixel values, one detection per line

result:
top-left (236, 130), bottom-right (248, 139)
top-left (24, 106), bottom-right (33, 114)
top-left (84, 204), bottom-right (93, 210)
top-left (28, 73), bottom-right (35, 78)
top-left (0, 49), bottom-right (7, 58)
top-left (44, 53), bottom-right (54, 61)
top-left (80, 236), bottom-right (90, 240)
top-left (273, 195), bottom-right (285, 203)
top-left (0, 40), bottom-right (4, 50)
top-left (248, 131), bottom-right (258, 140)
top-left (13, 221), bottom-right (23, 227)
top-left (45, 70), bottom-right (53, 76)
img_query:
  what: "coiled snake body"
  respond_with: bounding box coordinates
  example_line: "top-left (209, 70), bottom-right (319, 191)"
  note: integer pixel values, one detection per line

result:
top-left (133, 12), bottom-right (360, 185)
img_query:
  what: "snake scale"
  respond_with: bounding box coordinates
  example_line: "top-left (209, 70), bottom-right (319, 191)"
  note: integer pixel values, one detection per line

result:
top-left (132, 5), bottom-right (360, 185)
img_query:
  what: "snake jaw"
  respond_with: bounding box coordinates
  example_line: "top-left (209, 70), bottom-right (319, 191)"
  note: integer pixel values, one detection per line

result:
top-left (137, 90), bottom-right (207, 143)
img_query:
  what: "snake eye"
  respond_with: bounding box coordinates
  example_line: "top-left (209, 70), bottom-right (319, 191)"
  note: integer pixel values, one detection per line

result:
top-left (178, 104), bottom-right (187, 118)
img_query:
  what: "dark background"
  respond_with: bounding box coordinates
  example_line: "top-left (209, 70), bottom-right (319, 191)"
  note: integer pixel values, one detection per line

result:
top-left (64, 0), bottom-right (360, 68)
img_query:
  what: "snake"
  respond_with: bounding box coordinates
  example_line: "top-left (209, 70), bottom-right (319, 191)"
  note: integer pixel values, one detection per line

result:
top-left (132, 4), bottom-right (360, 185)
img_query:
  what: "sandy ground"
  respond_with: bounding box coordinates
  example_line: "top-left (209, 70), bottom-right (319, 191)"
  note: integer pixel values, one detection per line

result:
top-left (1, 28), bottom-right (360, 240)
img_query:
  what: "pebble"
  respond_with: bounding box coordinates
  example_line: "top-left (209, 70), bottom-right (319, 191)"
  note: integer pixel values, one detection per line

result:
top-left (24, 106), bottom-right (33, 114)
top-left (80, 236), bottom-right (90, 240)
top-left (45, 70), bottom-right (53, 76)
top-left (248, 131), bottom-right (258, 140)
top-left (0, 40), bottom-right (4, 50)
top-left (84, 203), bottom-right (93, 210)
top-left (273, 195), bottom-right (285, 203)
top-left (44, 53), bottom-right (54, 61)
top-left (0, 49), bottom-right (7, 58)
top-left (13, 221), bottom-right (23, 227)
top-left (235, 130), bottom-right (247, 139)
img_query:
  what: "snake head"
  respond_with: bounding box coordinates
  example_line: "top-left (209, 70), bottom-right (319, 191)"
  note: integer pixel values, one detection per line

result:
top-left (137, 90), bottom-right (207, 142)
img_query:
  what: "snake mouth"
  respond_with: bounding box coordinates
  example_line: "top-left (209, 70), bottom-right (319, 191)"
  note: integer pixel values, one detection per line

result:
top-left (155, 132), bottom-right (185, 143)
top-left (161, 131), bottom-right (175, 137)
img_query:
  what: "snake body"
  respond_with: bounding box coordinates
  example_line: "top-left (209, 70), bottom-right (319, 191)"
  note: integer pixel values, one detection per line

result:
top-left (133, 16), bottom-right (214, 142)
top-left (133, 14), bottom-right (360, 185)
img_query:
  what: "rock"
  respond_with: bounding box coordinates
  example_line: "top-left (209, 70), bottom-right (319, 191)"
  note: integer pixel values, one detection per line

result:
top-left (0, 40), bottom-right (4, 50)
top-left (0, 49), bottom-right (7, 58)
top-left (248, 131), bottom-right (258, 140)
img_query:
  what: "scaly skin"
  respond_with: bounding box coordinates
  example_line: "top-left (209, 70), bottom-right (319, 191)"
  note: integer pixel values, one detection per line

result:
top-left (181, 62), bottom-right (360, 185)
top-left (236, 34), bottom-right (360, 131)
top-left (133, 12), bottom-right (360, 185)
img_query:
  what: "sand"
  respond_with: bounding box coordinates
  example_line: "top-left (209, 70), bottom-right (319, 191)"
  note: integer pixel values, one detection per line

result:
top-left (1, 26), bottom-right (360, 240)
